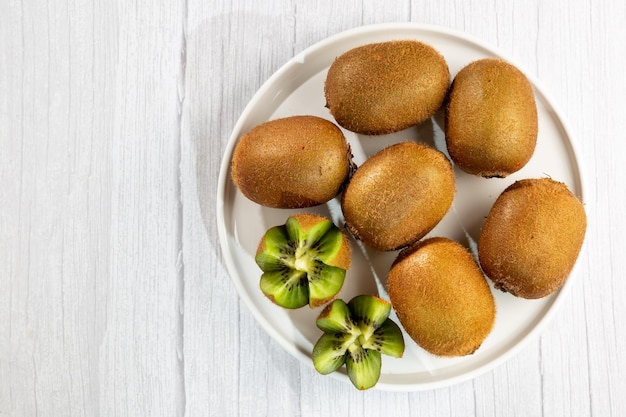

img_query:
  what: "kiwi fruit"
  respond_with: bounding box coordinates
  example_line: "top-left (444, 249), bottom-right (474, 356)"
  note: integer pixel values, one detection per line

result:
top-left (341, 142), bottom-right (455, 251)
top-left (312, 295), bottom-right (405, 390)
top-left (387, 237), bottom-right (496, 357)
top-left (478, 178), bottom-right (587, 299)
top-left (445, 58), bottom-right (538, 177)
top-left (255, 213), bottom-right (351, 309)
top-left (325, 40), bottom-right (450, 135)
top-left (231, 115), bottom-right (353, 208)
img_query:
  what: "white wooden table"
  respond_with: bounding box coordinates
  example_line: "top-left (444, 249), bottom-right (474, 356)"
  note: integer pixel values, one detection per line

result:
top-left (2, 1), bottom-right (624, 416)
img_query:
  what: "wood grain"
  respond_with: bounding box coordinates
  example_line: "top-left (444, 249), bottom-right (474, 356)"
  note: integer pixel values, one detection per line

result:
top-left (1, 1), bottom-right (185, 415)
top-left (1, 0), bottom-right (625, 416)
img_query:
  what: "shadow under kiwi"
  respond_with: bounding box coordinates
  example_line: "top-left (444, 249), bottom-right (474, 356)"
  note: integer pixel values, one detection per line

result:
top-left (352, 115), bottom-right (438, 159)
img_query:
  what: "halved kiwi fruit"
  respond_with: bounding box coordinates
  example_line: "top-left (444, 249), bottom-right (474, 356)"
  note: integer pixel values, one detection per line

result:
top-left (255, 213), bottom-right (351, 309)
top-left (312, 295), bottom-right (405, 390)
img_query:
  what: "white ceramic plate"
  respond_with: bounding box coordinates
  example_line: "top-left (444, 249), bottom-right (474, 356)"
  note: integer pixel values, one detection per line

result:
top-left (216, 23), bottom-right (585, 391)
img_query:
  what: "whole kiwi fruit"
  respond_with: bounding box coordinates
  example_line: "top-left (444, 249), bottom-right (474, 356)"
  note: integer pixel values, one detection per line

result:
top-left (231, 115), bottom-right (352, 208)
top-left (387, 237), bottom-right (496, 357)
top-left (325, 40), bottom-right (450, 135)
top-left (341, 142), bottom-right (455, 251)
top-left (445, 58), bottom-right (538, 177)
top-left (478, 178), bottom-right (587, 299)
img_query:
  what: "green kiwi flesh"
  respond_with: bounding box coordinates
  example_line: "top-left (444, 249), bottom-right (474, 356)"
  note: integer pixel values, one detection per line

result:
top-left (325, 40), bottom-right (450, 135)
top-left (478, 178), bottom-right (587, 298)
top-left (312, 295), bottom-right (405, 390)
top-left (445, 58), bottom-right (538, 177)
top-left (256, 213), bottom-right (351, 309)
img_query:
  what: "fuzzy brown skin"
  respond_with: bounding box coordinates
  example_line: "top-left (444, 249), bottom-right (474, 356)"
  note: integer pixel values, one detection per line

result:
top-left (325, 40), bottom-right (450, 135)
top-left (387, 237), bottom-right (496, 357)
top-left (341, 142), bottom-right (455, 251)
top-left (445, 58), bottom-right (538, 177)
top-left (231, 116), bottom-right (352, 208)
top-left (478, 178), bottom-right (587, 299)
